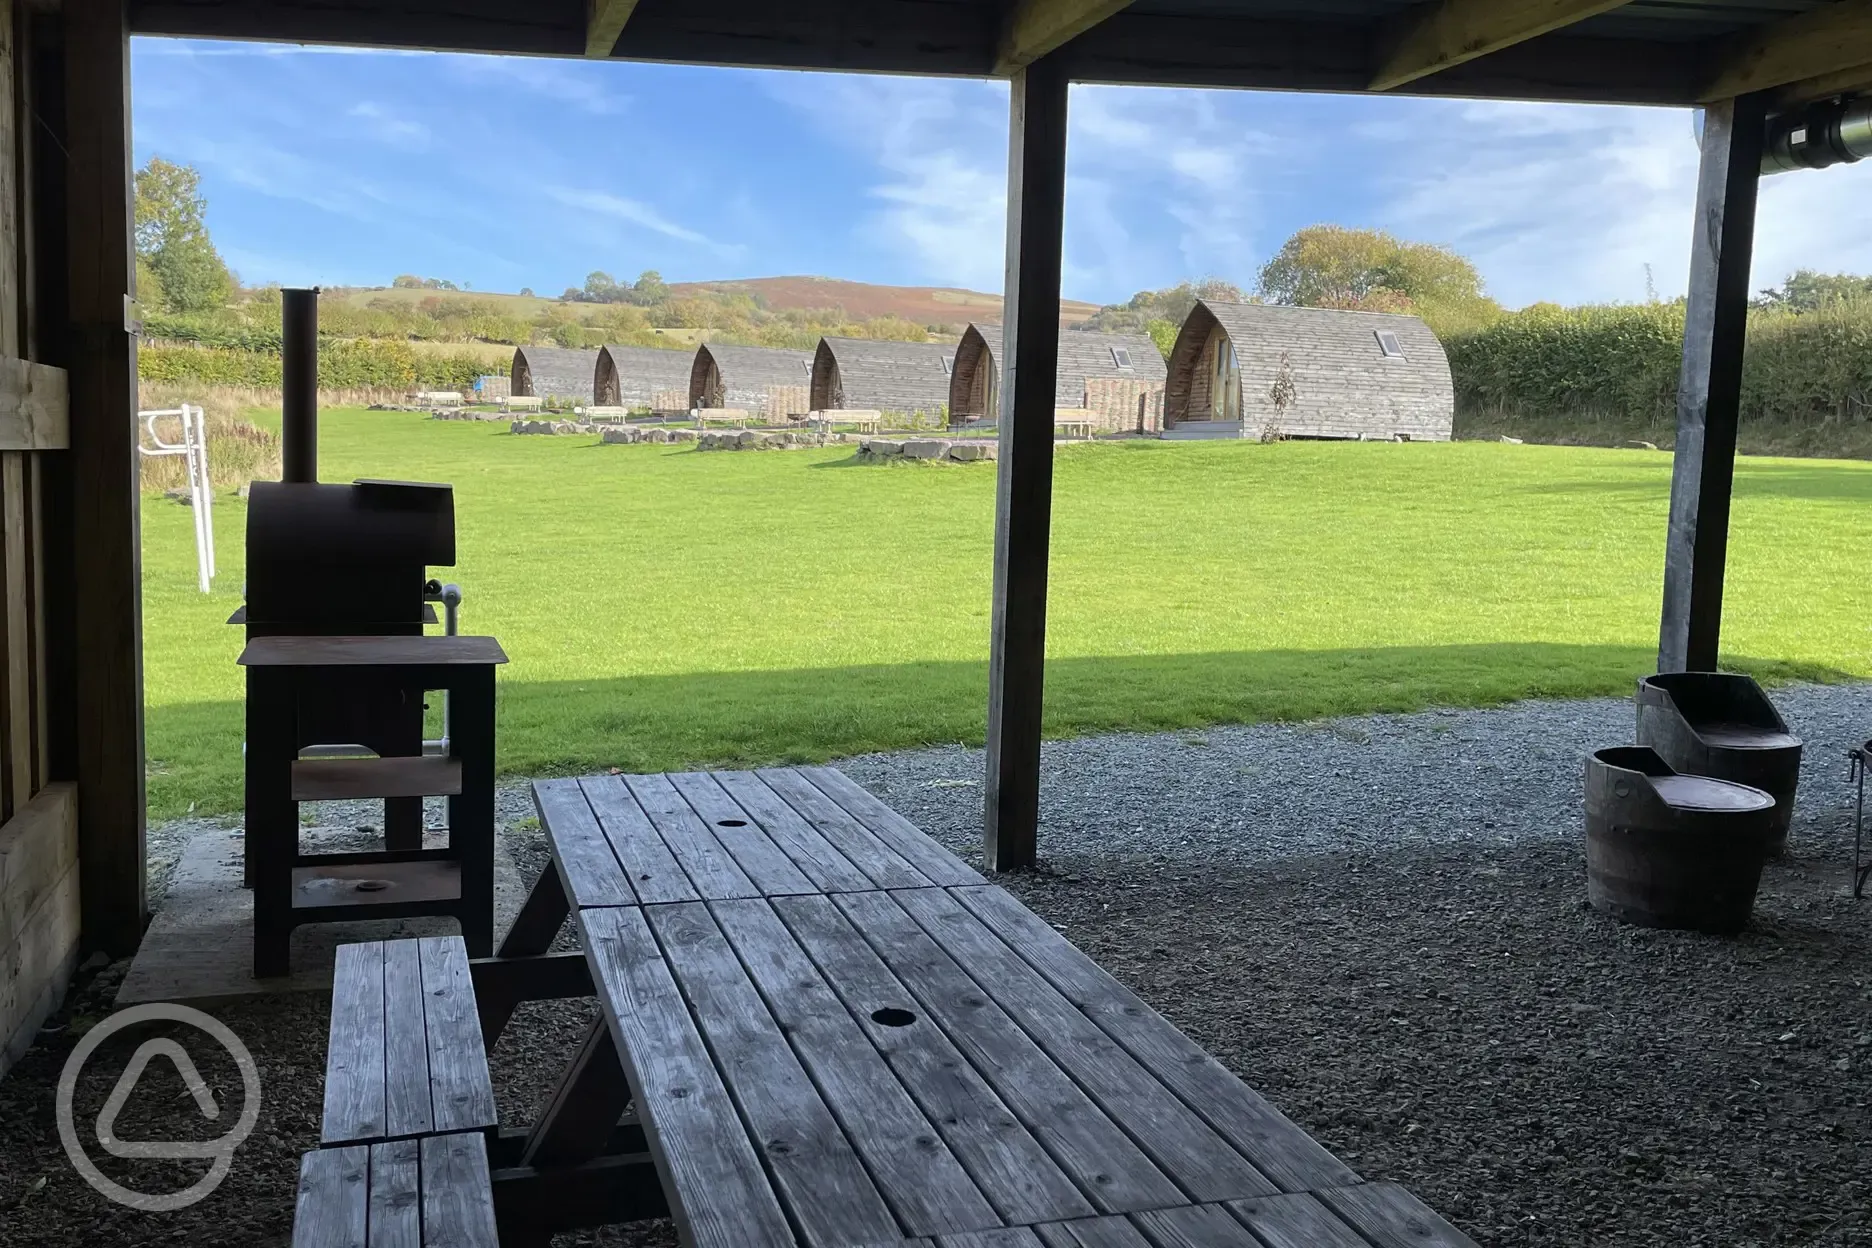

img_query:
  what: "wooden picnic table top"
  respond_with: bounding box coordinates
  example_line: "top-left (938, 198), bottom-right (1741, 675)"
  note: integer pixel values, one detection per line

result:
top-left (523, 767), bottom-right (1478, 1248)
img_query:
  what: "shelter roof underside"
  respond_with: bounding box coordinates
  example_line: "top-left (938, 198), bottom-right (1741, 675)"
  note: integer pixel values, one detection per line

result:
top-left (130, 0), bottom-right (1862, 108)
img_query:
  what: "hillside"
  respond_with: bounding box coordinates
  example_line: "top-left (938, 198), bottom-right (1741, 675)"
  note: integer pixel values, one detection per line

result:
top-left (668, 276), bottom-right (1100, 327)
top-left (327, 276), bottom-right (1099, 329)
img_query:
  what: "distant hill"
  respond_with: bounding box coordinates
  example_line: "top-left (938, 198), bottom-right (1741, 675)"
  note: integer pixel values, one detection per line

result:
top-left (668, 276), bottom-right (1101, 328)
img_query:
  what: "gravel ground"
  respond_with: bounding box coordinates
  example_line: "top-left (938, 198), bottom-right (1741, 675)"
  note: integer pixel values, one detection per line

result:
top-left (4, 685), bottom-right (1871, 1247)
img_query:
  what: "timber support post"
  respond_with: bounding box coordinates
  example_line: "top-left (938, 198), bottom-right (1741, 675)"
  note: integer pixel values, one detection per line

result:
top-left (984, 55), bottom-right (1068, 871)
top-left (1658, 93), bottom-right (1765, 675)
top-left (65, 0), bottom-right (144, 953)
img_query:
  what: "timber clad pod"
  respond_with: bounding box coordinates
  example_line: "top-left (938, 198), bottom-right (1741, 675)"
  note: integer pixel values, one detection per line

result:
top-left (1635, 673), bottom-right (1803, 856)
top-left (811, 337), bottom-right (957, 421)
top-left (1584, 746), bottom-right (1774, 934)
top-left (510, 345), bottom-right (599, 404)
top-left (1164, 300), bottom-right (1453, 440)
top-left (949, 322), bottom-right (1166, 429)
top-left (689, 344), bottom-right (814, 415)
top-left (594, 344), bottom-right (694, 409)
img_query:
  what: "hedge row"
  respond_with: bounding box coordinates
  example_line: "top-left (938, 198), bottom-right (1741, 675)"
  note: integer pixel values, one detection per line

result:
top-left (1445, 300), bottom-right (1872, 425)
top-left (137, 341), bottom-right (503, 391)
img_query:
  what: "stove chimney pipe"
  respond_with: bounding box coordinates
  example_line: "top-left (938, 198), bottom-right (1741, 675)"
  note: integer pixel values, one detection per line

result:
top-left (282, 287), bottom-right (320, 483)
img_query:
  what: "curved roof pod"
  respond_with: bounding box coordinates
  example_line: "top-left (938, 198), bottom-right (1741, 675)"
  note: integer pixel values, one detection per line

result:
top-left (594, 344), bottom-right (696, 408)
top-left (1164, 301), bottom-right (1453, 441)
top-left (810, 336), bottom-right (957, 419)
top-left (688, 344), bottom-right (814, 410)
top-left (949, 322), bottom-right (1167, 424)
top-left (510, 345), bottom-right (599, 403)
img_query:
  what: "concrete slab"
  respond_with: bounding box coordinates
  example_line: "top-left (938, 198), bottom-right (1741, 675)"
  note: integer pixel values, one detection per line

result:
top-left (117, 825), bottom-right (528, 1008)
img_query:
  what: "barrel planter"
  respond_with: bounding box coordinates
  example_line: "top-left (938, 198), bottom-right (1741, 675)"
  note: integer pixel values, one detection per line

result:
top-left (1584, 746), bottom-right (1775, 934)
top-left (1635, 672), bottom-right (1802, 857)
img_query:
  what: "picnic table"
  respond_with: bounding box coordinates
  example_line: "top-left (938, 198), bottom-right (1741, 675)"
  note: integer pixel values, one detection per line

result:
top-left (299, 767), bottom-right (1477, 1246)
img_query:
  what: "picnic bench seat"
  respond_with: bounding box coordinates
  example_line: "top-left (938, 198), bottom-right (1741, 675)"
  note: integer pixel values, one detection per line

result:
top-left (294, 1132), bottom-right (499, 1247)
top-left (322, 935), bottom-right (498, 1147)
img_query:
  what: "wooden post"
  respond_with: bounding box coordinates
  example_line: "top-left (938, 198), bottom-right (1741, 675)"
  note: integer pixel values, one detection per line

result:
top-left (65, 0), bottom-right (144, 953)
top-left (983, 57), bottom-right (1068, 871)
top-left (1658, 93), bottom-right (1765, 674)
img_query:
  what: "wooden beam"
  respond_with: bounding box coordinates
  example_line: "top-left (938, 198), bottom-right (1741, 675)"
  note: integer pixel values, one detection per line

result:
top-left (1062, 14), bottom-right (1705, 106)
top-left (1658, 93), bottom-right (1766, 675)
top-left (0, 356), bottom-right (64, 449)
top-left (996, 0), bottom-right (1133, 75)
top-left (585, 0), bottom-right (639, 57)
top-left (983, 56), bottom-right (1068, 872)
top-left (0, 782), bottom-right (78, 1078)
top-left (1371, 0), bottom-right (1627, 92)
top-left (1703, 0), bottom-right (1872, 102)
top-left (1774, 60), bottom-right (1872, 107)
top-left (65, 0), bottom-right (145, 955)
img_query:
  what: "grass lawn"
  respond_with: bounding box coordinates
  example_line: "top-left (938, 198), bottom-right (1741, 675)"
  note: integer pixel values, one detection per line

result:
top-left (140, 410), bottom-right (1870, 820)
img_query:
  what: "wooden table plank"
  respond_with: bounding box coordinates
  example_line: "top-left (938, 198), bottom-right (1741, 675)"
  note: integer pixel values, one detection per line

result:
top-left (579, 776), bottom-right (697, 905)
top-left (534, 779), bottom-right (635, 908)
top-left (799, 766), bottom-right (984, 886)
top-left (1129, 1204), bottom-right (1262, 1247)
top-left (773, 893), bottom-right (1097, 1228)
top-left (711, 897), bottom-right (1002, 1237)
top-left (383, 938), bottom-right (434, 1138)
top-left (367, 1138), bottom-right (421, 1248)
top-left (759, 768), bottom-right (933, 890)
top-left (1315, 1182), bottom-right (1480, 1248)
top-left (712, 771), bottom-right (878, 893)
top-left (952, 885), bottom-right (1358, 1194)
top-left (895, 888), bottom-right (1277, 1203)
top-left (239, 634), bottom-right (509, 667)
top-left (292, 1145), bottom-right (368, 1248)
top-left (1032, 1217), bottom-right (1153, 1248)
top-left (322, 942), bottom-right (387, 1145)
top-left (646, 900), bottom-right (903, 1246)
top-left (577, 904), bottom-right (796, 1248)
top-left (670, 772), bottom-right (817, 897)
top-left (420, 1132), bottom-right (501, 1247)
top-left (419, 936), bottom-right (497, 1135)
top-left (625, 773), bottom-right (761, 900)
top-left (833, 890), bottom-right (1185, 1215)
top-left (1226, 1193), bottom-right (1370, 1248)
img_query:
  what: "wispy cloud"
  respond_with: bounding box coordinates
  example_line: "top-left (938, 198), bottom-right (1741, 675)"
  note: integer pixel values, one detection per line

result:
top-left (464, 57), bottom-right (632, 116)
top-left (348, 101), bottom-right (430, 148)
top-left (544, 186), bottom-right (742, 258)
top-left (766, 76), bottom-right (1010, 290)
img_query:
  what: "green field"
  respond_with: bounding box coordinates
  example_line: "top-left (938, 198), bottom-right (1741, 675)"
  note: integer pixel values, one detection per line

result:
top-left (140, 411), bottom-right (1870, 821)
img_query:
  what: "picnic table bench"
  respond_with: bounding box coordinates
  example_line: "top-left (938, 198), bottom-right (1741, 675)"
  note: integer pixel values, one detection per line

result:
top-left (298, 766), bottom-right (1477, 1247)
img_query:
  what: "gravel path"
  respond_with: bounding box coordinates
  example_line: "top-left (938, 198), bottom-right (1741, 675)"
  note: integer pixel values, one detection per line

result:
top-left (4, 684), bottom-right (1870, 1247)
top-left (841, 683), bottom-right (1872, 870)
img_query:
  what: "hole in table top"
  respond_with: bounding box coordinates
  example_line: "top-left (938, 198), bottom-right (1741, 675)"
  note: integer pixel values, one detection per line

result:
top-left (716, 819), bottom-right (748, 828)
top-left (871, 1007), bottom-right (916, 1027)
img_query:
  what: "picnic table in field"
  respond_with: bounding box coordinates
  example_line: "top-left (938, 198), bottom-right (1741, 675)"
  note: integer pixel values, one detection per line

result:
top-left (297, 767), bottom-right (1477, 1247)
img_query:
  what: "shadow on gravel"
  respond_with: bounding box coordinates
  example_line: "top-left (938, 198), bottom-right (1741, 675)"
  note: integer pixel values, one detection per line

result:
top-left (144, 642), bottom-right (1859, 821)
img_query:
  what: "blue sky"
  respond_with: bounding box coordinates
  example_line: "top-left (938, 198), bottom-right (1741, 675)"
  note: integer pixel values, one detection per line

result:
top-left (133, 38), bottom-right (1872, 310)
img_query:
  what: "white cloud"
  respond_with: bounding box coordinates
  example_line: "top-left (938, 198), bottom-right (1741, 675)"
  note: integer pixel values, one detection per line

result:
top-left (544, 186), bottom-right (742, 259)
top-left (766, 76), bottom-right (1010, 290)
top-left (348, 101), bottom-right (430, 148)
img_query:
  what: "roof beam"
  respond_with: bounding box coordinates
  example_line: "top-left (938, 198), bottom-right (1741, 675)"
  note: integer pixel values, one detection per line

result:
top-left (1371, 0), bottom-right (1629, 91)
top-left (1702, 0), bottom-right (1872, 102)
top-left (1774, 61), bottom-right (1872, 107)
top-left (996, 0), bottom-right (1134, 75)
top-left (587, 0), bottom-right (642, 58)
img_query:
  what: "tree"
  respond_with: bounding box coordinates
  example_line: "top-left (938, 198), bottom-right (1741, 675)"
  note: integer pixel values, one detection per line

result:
top-left (1754, 269), bottom-right (1872, 312)
top-left (134, 157), bottom-right (234, 312)
top-left (582, 271), bottom-right (622, 303)
top-left (1257, 225), bottom-right (1499, 334)
top-left (519, 287), bottom-right (535, 298)
top-left (630, 270), bottom-right (669, 306)
top-left (1078, 279), bottom-right (1245, 339)
top-left (392, 274), bottom-right (425, 289)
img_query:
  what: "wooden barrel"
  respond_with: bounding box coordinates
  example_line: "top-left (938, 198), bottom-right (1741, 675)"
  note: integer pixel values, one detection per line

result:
top-left (1584, 746), bottom-right (1775, 934)
top-left (1635, 673), bottom-right (1802, 857)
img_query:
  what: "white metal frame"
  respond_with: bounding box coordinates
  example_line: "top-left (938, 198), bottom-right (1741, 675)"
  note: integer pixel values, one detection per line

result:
top-left (137, 404), bottom-right (215, 592)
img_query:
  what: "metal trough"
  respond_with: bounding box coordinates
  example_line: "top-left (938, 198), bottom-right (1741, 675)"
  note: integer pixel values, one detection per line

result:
top-left (1635, 672), bottom-right (1802, 856)
top-left (1584, 746), bottom-right (1775, 935)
